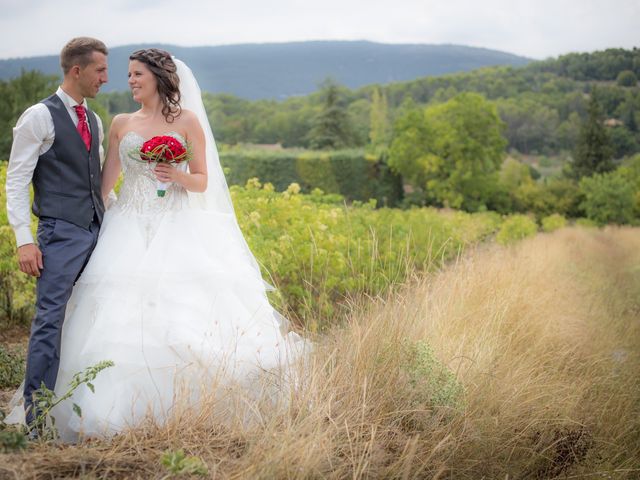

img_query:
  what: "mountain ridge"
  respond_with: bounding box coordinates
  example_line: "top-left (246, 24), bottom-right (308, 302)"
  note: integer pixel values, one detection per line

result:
top-left (0, 40), bottom-right (532, 100)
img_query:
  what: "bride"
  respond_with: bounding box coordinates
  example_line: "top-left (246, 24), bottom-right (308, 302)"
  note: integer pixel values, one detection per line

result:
top-left (8, 49), bottom-right (306, 441)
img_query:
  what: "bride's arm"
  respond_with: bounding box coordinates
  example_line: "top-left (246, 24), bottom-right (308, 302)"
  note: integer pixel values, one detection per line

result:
top-left (154, 111), bottom-right (207, 192)
top-left (101, 114), bottom-right (125, 203)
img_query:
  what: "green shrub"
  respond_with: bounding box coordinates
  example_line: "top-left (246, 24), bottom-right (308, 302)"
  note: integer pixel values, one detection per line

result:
top-left (0, 428), bottom-right (27, 453)
top-left (579, 171), bottom-right (636, 225)
top-left (496, 214), bottom-right (538, 245)
top-left (234, 180), bottom-right (502, 328)
top-left (0, 161), bottom-right (502, 331)
top-left (0, 345), bottom-right (25, 389)
top-left (401, 340), bottom-right (464, 411)
top-left (0, 408), bottom-right (27, 454)
top-left (512, 178), bottom-right (583, 219)
top-left (0, 164), bottom-right (36, 327)
top-left (616, 70), bottom-right (638, 87)
top-left (220, 147), bottom-right (403, 207)
top-left (617, 154), bottom-right (640, 217)
top-left (0, 226), bottom-right (36, 327)
top-left (574, 218), bottom-right (599, 228)
top-left (538, 156), bottom-right (553, 168)
top-left (541, 213), bottom-right (567, 232)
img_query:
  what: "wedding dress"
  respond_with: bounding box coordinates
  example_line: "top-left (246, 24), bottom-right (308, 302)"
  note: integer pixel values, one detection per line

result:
top-left (6, 60), bottom-right (306, 442)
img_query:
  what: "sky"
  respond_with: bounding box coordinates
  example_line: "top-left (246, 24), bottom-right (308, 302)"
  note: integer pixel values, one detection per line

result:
top-left (0, 0), bottom-right (637, 60)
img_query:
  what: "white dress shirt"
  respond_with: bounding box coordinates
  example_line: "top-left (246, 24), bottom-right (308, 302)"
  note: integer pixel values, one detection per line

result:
top-left (5, 87), bottom-right (105, 247)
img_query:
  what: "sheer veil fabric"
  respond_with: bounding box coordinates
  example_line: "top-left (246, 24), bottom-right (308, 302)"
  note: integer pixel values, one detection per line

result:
top-left (174, 58), bottom-right (270, 287)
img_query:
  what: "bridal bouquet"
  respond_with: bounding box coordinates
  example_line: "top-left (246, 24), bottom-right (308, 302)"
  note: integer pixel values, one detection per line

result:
top-left (130, 135), bottom-right (191, 197)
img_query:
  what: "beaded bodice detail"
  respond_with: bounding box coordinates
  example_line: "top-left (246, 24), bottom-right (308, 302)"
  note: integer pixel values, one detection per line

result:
top-left (116, 131), bottom-right (189, 215)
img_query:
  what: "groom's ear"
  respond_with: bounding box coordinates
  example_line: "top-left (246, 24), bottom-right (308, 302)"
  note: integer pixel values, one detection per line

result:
top-left (69, 64), bottom-right (81, 78)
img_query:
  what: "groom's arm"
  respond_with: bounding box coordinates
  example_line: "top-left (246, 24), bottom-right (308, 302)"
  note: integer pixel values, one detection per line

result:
top-left (95, 111), bottom-right (105, 165)
top-left (6, 104), bottom-right (52, 276)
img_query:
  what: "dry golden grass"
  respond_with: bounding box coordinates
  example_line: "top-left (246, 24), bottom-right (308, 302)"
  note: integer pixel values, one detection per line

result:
top-left (1, 226), bottom-right (639, 479)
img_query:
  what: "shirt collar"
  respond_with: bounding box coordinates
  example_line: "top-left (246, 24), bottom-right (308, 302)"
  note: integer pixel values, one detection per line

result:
top-left (56, 86), bottom-right (88, 110)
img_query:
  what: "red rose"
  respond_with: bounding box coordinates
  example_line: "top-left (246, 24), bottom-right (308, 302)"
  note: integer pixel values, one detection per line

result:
top-left (139, 135), bottom-right (189, 164)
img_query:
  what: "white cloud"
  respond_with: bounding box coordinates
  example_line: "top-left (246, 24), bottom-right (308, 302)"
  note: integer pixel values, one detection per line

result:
top-left (0, 0), bottom-right (637, 59)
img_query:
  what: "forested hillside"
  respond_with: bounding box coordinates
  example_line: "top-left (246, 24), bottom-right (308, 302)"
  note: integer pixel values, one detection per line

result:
top-left (1, 48), bottom-right (637, 157)
top-left (1, 47), bottom-right (638, 221)
top-left (101, 48), bottom-right (639, 158)
top-left (188, 48), bottom-right (639, 156)
top-left (0, 41), bottom-right (531, 99)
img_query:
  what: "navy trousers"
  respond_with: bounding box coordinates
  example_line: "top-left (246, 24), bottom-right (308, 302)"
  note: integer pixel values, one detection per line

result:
top-left (23, 215), bottom-right (100, 424)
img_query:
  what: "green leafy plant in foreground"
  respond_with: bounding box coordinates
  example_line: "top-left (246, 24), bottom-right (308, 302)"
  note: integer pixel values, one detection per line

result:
top-left (161, 449), bottom-right (209, 477)
top-left (29, 360), bottom-right (114, 441)
top-left (401, 339), bottom-right (465, 411)
top-left (0, 409), bottom-right (27, 453)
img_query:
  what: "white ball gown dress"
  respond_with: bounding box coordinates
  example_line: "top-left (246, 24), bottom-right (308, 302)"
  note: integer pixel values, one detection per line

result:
top-left (7, 130), bottom-right (306, 442)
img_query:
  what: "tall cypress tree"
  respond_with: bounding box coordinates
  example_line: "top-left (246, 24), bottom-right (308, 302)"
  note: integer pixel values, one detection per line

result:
top-left (570, 90), bottom-right (614, 178)
top-left (369, 86), bottom-right (390, 150)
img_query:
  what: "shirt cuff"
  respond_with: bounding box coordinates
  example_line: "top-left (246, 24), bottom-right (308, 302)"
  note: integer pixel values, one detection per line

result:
top-left (14, 226), bottom-right (34, 247)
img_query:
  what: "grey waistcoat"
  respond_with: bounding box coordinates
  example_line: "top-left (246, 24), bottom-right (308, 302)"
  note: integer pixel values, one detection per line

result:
top-left (32, 94), bottom-right (105, 228)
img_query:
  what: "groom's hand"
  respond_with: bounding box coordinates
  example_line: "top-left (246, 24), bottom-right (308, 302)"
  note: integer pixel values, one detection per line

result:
top-left (17, 243), bottom-right (43, 277)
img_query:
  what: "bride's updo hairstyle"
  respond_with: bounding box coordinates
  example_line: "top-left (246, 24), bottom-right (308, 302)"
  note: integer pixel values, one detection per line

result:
top-left (129, 48), bottom-right (181, 122)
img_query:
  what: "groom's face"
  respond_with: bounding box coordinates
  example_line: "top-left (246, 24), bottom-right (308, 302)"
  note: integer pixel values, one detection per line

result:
top-left (77, 51), bottom-right (108, 99)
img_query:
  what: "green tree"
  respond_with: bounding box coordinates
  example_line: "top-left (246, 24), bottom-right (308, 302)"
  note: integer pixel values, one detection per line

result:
top-left (387, 98), bottom-right (431, 196)
top-left (497, 98), bottom-right (560, 154)
top-left (0, 70), bottom-right (59, 159)
top-left (98, 90), bottom-right (137, 116)
top-left (617, 154), bottom-right (640, 217)
top-left (389, 92), bottom-right (507, 211)
top-left (569, 91), bottom-right (614, 178)
top-left (307, 79), bottom-right (354, 150)
top-left (579, 170), bottom-right (636, 224)
top-left (556, 112), bottom-right (582, 151)
top-left (204, 93), bottom-right (258, 145)
top-left (512, 177), bottom-right (583, 219)
top-left (616, 70), bottom-right (638, 87)
top-left (347, 98), bottom-right (371, 146)
top-left (608, 125), bottom-right (638, 158)
top-left (368, 86), bottom-right (390, 151)
top-left (616, 98), bottom-right (639, 133)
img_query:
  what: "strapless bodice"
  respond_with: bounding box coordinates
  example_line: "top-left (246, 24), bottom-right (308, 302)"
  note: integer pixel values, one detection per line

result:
top-left (116, 131), bottom-right (189, 215)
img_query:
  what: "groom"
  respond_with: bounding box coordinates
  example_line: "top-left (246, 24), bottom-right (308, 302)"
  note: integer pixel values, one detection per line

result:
top-left (5, 37), bottom-right (108, 429)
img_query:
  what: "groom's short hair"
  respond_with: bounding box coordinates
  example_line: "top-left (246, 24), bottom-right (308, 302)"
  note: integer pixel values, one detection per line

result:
top-left (60, 37), bottom-right (108, 74)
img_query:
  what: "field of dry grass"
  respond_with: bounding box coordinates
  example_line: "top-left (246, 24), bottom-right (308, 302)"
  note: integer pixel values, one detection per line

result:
top-left (1, 226), bottom-right (639, 479)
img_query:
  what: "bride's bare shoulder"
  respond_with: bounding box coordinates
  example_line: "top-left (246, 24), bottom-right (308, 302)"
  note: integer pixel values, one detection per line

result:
top-left (110, 113), bottom-right (143, 141)
top-left (109, 113), bottom-right (133, 135)
top-left (112, 112), bottom-right (134, 124)
top-left (178, 108), bottom-right (198, 123)
top-left (177, 109), bottom-right (204, 135)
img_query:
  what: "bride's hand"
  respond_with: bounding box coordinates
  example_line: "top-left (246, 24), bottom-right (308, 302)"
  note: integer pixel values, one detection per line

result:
top-left (154, 162), bottom-right (181, 184)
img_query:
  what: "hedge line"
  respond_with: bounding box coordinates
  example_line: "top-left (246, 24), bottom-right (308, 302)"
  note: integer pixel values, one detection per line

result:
top-left (220, 148), bottom-right (403, 207)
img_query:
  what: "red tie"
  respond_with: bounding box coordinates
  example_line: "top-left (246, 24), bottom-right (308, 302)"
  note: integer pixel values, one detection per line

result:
top-left (74, 105), bottom-right (91, 151)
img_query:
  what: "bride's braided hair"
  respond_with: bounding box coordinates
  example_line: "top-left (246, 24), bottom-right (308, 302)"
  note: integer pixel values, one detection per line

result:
top-left (129, 48), bottom-right (181, 122)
